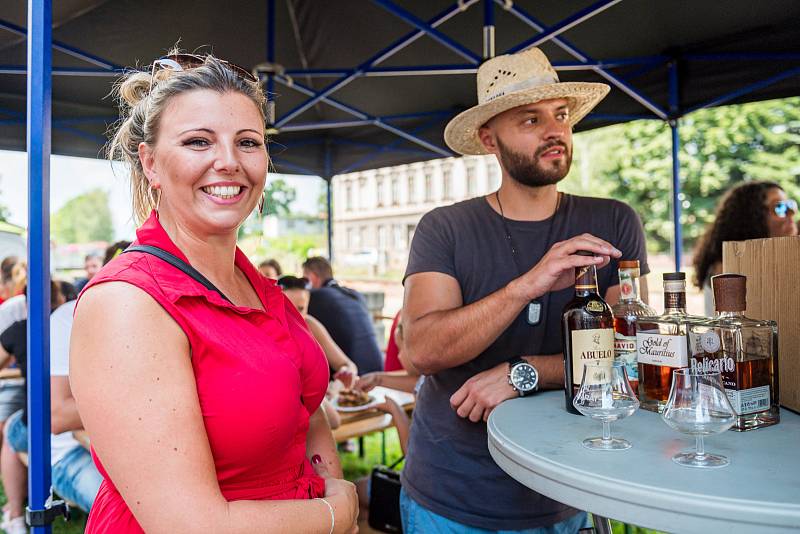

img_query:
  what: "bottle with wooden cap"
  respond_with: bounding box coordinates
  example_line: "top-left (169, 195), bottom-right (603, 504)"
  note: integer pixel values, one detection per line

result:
top-left (688, 274), bottom-right (780, 431)
top-left (611, 260), bottom-right (655, 392)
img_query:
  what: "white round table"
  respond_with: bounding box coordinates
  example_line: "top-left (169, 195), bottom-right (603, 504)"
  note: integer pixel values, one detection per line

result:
top-left (488, 391), bottom-right (800, 534)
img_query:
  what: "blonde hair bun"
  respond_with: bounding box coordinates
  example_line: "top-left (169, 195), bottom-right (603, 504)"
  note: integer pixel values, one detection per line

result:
top-left (117, 71), bottom-right (154, 108)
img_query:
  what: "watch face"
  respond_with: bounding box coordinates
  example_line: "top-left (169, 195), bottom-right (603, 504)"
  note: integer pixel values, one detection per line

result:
top-left (511, 363), bottom-right (538, 392)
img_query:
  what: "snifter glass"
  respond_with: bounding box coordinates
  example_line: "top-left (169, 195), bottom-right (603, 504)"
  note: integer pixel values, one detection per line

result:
top-left (573, 361), bottom-right (640, 450)
top-left (661, 368), bottom-right (736, 468)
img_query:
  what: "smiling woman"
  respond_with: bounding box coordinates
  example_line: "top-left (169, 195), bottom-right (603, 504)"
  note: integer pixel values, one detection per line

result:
top-left (69, 53), bottom-right (358, 534)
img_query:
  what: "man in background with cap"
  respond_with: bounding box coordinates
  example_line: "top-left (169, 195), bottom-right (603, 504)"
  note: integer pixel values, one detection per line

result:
top-left (401, 47), bottom-right (649, 532)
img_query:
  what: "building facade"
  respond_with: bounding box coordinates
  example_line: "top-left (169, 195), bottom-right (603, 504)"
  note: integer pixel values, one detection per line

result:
top-left (332, 155), bottom-right (502, 274)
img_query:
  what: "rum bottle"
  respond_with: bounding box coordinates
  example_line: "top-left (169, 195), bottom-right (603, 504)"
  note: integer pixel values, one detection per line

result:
top-left (611, 260), bottom-right (655, 393)
top-left (688, 274), bottom-right (779, 431)
top-left (562, 251), bottom-right (615, 415)
top-left (636, 272), bottom-right (702, 413)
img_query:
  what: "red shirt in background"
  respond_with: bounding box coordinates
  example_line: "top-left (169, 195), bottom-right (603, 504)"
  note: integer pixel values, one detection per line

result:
top-left (384, 311), bottom-right (403, 372)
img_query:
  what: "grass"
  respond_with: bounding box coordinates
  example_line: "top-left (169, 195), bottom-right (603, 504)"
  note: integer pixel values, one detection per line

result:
top-left (340, 430), bottom-right (664, 534)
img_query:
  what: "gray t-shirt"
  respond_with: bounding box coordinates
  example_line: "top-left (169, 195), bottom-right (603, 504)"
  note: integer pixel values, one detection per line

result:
top-left (401, 194), bottom-right (648, 530)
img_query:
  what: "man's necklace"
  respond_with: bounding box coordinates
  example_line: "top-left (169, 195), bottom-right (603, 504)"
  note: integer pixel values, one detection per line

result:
top-left (495, 190), bottom-right (562, 326)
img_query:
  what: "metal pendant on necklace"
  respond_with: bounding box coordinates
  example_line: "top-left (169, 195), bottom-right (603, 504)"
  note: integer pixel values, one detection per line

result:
top-left (527, 300), bottom-right (542, 326)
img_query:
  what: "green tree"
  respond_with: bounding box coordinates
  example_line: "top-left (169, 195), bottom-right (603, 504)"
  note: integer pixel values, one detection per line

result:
top-left (52, 188), bottom-right (113, 243)
top-left (263, 178), bottom-right (296, 216)
top-left (0, 176), bottom-right (12, 222)
top-left (598, 97), bottom-right (800, 253)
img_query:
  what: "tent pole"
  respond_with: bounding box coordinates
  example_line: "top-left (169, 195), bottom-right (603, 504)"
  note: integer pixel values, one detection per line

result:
top-left (483, 0), bottom-right (495, 59)
top-left (266, 0), bottom-right (275, 124)
top-left (325, 140), bottom-right (334, 261)
top-left (26, 0), bottom-right (63, 532)
top-left (669, 60), bottom-right (682, 271)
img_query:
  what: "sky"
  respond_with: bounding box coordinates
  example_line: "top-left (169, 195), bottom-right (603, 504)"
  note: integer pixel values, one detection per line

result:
top-left (0, 149), bottom-right (325, 240)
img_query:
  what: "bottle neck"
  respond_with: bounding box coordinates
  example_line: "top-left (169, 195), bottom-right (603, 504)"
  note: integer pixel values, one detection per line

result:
top-left (619, 270), bottom-right (641, 302)
top-left (575, 265), bottom-right (599, 297)
top-left (664, 290), bottom-right (687, 313)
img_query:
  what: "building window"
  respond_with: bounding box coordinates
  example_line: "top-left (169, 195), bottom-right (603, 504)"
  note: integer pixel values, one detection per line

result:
top-left (407, 176), bottom-right (416, 204)
top-left (443, 169), bottom-right (452, 200)
top-left (376, 178), bottom-right (385, 207)
top-left (359, 178), bottom-right (367, 209)
top-left (424, 173), bottom-right (433, 202)
top-left (466, 166), bottom-right (477, 197)
top-left (360, 226), bottom-right (368, 248)
top-left (345, 182), bottom-right (353, 211)
top-left (347, 227), bottom-right (356, 249)
top-left (391, 176), bottom-right (400, 206)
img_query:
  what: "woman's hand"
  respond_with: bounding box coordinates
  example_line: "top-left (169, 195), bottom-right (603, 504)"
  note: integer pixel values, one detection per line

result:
top-left (354, 372), bottom-right (382, 393)
top-left (333, 365), bottom-right (357, 389)
top-left (313, 457), bottom-right (358, 533)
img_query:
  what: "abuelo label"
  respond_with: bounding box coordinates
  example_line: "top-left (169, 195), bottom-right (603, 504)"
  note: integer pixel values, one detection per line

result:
top-left (636, 333), bottom-right (688, 367)
top-left (571, 328), bottom-right (614, 386)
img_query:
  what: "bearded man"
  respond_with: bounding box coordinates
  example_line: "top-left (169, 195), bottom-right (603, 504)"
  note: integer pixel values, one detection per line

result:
top-left (400, 47), bottom-right (649, 533)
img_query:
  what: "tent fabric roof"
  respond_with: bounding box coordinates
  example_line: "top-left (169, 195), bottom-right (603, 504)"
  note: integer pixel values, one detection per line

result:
top-left (1, 0), bottom-right (799, 178)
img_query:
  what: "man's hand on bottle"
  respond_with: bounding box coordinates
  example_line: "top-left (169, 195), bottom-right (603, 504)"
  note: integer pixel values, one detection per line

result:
top-left (508, 233), bottom-right (621, 302)
top-left (450, 362), bottom-right (517, 423)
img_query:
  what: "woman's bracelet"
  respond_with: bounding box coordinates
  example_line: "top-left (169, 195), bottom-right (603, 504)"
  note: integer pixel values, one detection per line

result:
top-left (315, 497), bottom-right (335, 534)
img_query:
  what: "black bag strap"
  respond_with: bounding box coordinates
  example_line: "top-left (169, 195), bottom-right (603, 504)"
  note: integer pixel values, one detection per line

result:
top-left (123, 245), bottom-right (233, 305)
top-left (387, 455), bottom-right (405, 470)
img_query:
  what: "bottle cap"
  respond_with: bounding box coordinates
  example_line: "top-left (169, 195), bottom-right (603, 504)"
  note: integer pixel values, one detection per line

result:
top-left (619, 260), bottom-right (639, 269)
top-left (712, 274), bottom-right (747, 312)
top-left (663, 272), bottom-right (686, 281)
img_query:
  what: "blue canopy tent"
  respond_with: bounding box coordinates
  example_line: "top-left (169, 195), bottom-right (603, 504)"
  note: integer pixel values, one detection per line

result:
top-left (9, 0), bottom-right (800, 531)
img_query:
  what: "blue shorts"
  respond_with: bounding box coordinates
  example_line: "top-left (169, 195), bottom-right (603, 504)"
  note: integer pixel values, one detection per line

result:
top-left (5, 409), bottom-right (26, 453)
top-left (400, 487), bottom-right (590, 534)
top-left (4, 409), bottom-right (101, 512)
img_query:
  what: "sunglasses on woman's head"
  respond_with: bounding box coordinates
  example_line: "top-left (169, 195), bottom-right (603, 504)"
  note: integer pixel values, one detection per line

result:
top-left (150, 53), bottom-right (258, 89)
top-left (773, 199), bottom-right (798, 218)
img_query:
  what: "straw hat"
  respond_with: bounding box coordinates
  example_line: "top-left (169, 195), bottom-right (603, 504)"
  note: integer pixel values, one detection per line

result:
top-left (444, 47), bottom-right (610, 155)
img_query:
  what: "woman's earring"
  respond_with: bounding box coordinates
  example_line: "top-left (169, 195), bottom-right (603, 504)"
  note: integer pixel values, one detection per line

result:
top-left (149, 185), bottom-right (161, 212)
top-left (258, 190), bottom-right (266, 215)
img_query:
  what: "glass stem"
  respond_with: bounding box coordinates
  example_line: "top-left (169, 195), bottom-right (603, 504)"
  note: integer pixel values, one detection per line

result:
top-left (602, 421), bottom-right (611, 442)
top-left (695, 435), bottom-right (705, 458)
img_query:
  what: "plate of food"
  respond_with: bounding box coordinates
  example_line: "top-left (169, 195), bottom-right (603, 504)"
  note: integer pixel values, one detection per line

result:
top-left (333, 389), bottom-right (379, 412)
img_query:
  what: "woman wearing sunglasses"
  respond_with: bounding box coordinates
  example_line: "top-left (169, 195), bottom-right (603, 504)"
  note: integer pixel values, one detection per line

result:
top-left (70, 54), bottom-right (358, 533)
top-left (693, 181), bottom-right (797, 314)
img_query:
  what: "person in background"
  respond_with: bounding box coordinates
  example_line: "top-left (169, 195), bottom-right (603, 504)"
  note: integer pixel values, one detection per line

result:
top-left (70, 53), bottom-right (357, 533)
top-left (302, 257), bottom-right (384, 374)
top-left (102, 241), bottom-right (133, 266)
top-left (277, 275), bottom-right (359, 386)
top-left (60, 280), bottom-right (79, 302)
top-left (0, 257), bottom-right (18, 304)
top-left (693, 181), bottom-right (797, 315)
top-left (0, 271), bottom-right (26, 530)
top-left (1, 288), bottom-right (105, 533)
top-left (258, 258), bottom-right (282, 279)
top-left (277, 274), bottom-right (362, 431)
top-left (0, 281), bottom-right (68, 534)
top-left (74, 253), bottom-right (104, 293)
top-left (9, 263), bottom-right (25, 298)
